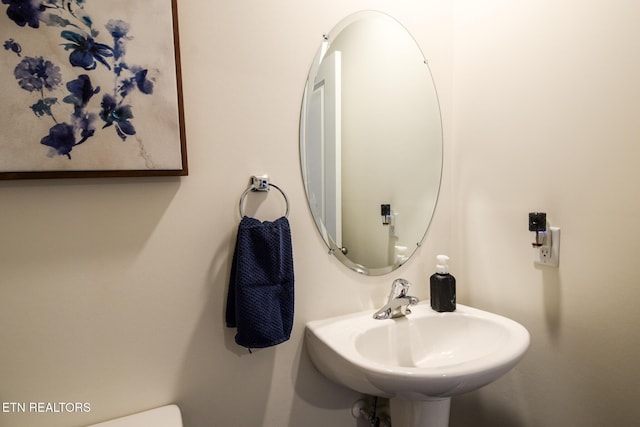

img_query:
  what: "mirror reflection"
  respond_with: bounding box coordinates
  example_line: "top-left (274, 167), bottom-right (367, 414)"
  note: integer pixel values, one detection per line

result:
top-left (300, 11), bottom-right (443, 275)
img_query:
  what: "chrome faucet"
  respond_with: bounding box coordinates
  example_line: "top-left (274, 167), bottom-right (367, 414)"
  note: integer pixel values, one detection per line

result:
top-left (373, 278), bottom-right (419, 320)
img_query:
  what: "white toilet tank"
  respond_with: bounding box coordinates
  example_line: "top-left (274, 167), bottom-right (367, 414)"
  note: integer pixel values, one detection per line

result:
top-left (87, 404), bottom-right (182, 427)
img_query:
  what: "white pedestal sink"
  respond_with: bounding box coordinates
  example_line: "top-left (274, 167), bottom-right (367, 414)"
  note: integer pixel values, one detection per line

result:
top-left (305, 302), bottom-right (530, 427)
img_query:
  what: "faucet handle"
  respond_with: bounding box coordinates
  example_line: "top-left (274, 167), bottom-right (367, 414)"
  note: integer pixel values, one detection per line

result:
top-left (388, 278), bottom-right (411, 300)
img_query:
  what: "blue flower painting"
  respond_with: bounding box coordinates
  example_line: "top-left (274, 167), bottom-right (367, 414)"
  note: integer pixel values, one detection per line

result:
top-left (14, 55), bottom-right (62, 92)
top-left (2, 0), bottom-right (44, 29)
top-left (0, 0), bottom-right (186, 177)
top-left (61, 30), bottom-right (114, 71)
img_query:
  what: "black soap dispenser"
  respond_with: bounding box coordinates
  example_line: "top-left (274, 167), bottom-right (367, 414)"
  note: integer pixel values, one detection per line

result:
top-left (430, 255), bottom-right (456, 312)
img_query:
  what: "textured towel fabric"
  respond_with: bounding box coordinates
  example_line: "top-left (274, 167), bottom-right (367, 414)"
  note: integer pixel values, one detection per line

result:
top-left (226, 216), bottom-right (294, 349)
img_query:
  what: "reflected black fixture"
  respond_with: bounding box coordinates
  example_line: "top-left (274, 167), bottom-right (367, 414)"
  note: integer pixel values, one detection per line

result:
top-left (381, 204), bottom-right (391, 225)
top-left (529, 212), bottom-right (547, 247)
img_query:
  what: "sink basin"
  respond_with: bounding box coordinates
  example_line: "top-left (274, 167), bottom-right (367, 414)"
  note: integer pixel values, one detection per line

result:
top-left (305, 301), bottom-right (530, 426)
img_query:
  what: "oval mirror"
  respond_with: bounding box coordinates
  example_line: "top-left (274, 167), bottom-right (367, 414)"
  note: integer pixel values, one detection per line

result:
top-left (300, 11), bottom-right (443, 275)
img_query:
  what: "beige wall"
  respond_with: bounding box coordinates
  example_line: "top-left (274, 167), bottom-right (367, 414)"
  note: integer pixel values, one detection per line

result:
top-left (450, 1), bottom-right (640, 426)
top-left (0, 1), bottom-right (452, 426)
top-left (3, 1), bottom-right (640, 426)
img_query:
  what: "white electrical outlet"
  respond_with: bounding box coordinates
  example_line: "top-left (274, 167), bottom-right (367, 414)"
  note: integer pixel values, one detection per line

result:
top-left (534, 227), bottom-right (560, 267)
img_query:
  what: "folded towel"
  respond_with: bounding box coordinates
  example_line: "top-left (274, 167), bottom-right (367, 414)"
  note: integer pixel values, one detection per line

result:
top-left (226, 216), bottom-right (294, 349)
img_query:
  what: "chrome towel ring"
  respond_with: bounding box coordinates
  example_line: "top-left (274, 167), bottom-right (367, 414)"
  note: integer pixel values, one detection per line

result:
top-left (239, 175), bottom-right (290, 218)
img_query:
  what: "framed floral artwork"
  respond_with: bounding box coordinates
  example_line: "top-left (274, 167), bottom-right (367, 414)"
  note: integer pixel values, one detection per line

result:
top-left (0, 0), bottom-right (187, 179)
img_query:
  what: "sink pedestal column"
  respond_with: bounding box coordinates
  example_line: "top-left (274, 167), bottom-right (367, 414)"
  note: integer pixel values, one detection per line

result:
top-left (390, 397), bottom-right (451, 427)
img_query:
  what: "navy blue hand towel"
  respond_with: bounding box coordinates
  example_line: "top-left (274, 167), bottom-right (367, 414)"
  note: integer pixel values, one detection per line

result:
top-left (226, 216), bottom-right (294, 349)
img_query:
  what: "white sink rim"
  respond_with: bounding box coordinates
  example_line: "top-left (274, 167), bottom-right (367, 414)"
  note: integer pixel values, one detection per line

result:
top-left (305, 302), bottom-right (530, 399)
